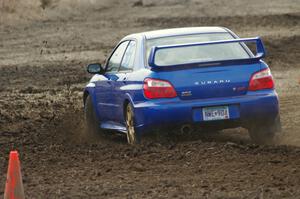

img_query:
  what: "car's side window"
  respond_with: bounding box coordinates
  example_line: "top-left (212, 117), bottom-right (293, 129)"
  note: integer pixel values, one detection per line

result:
top-left (106, 41), bottom-right (129, 73)
top-left (119, 41), bottom-right (137, 72)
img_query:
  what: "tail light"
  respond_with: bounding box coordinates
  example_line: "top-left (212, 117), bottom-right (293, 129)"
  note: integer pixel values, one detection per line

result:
top-left (143, 78), bottom-right (177, 99)
top-left (248, 68), bottom-right (274, 91)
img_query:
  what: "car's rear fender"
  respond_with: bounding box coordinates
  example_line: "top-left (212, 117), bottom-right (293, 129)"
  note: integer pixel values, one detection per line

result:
top-left (122, 93), bottom-right (136, 120)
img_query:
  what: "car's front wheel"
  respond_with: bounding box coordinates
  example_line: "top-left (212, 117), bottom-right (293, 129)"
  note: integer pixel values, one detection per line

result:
top-left (125, 103), bottom-right (141, 145)
top-left (248, 115), bottom-right (282, 144)
top-left (84, 95), bottom-right (103, 140)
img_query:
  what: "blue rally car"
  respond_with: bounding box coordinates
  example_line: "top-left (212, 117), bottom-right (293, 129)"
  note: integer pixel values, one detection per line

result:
top-left (83, 27), bottom-right (281, 144)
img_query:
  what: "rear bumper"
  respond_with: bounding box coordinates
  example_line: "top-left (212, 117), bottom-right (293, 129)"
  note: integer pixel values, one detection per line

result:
top-left (133, 90), bottom-right (279, 133)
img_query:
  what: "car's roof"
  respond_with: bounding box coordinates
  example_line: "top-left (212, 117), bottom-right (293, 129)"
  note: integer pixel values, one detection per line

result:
top-left (125, 27), bottom-right (228, 40)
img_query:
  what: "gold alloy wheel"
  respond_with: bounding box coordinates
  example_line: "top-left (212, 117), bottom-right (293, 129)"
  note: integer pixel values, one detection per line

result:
top-left (126, 105), bottom-right (137, 144)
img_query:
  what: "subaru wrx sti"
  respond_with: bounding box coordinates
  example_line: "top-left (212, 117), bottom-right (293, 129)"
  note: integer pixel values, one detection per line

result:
top-left (83, 27), bottom-right (281, 144)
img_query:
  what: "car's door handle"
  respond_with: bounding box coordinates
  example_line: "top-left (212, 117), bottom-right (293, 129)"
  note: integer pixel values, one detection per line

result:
top-left (123, 77), bottom-right (127, 84)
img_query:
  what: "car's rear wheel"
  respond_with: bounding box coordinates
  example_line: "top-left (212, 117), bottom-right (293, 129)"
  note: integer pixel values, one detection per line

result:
top-left (248, 115), bottom-right (282, 144)
top-left (125, 103), bottom-right (141, 145)
top-left (84, 95), bottom-right (103, 139)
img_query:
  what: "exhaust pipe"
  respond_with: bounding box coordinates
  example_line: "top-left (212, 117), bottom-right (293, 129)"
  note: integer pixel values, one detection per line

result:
top-left (180, 124), bottom-right (193, 134)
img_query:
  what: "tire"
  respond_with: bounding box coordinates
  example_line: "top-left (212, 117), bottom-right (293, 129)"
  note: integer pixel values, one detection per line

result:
top-left (125, 103), bottom-right (141, 145)
top-left (84, 95), bottom-right (102, 139)
top-left (248, 115), bottom-right (282, 144)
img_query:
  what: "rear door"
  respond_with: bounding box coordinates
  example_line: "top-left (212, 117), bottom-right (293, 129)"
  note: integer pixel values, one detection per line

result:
top-left (95, 41), bottom-right (129, 121)
top-left (110, 40), bottom-right (137, 122)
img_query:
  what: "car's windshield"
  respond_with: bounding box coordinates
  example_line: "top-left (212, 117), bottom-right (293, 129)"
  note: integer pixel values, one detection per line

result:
top-left (146, 33), bottom-right (251, 66)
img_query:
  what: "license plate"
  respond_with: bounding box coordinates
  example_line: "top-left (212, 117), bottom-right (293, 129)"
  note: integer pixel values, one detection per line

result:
top-left (202, 106), bottom-right (230, 121)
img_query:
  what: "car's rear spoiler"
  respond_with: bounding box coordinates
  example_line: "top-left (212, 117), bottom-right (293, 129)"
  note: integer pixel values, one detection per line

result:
top-left (148, 37), bottom-right (266, 68)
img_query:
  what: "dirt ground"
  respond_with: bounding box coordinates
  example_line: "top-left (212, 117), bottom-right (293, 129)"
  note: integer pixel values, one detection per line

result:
top-left (0, 0), bottom-right (300, 198)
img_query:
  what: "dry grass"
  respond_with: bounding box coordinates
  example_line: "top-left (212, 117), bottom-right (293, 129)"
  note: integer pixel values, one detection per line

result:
top-left (40, 0), bottom-right (52, 9)
top-left (0, 0), bottom-right (17, 13)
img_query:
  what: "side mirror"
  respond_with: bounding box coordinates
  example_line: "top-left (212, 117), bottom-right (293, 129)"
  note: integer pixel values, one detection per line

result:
top-left (87, 63), bottom-right (104, 74)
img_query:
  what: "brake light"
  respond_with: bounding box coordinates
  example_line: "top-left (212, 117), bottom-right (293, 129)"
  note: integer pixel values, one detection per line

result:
top-left (248, 68), bottom-right (274, 91)
top-left (143, 78), bottom-right (177, 99)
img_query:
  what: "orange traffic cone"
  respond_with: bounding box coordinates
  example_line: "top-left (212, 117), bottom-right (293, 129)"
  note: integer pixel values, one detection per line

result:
top-left (4, 151), bottom-right (25, 199)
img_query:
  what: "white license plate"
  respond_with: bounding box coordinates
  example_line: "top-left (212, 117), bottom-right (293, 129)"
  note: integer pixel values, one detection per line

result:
top-left (202, 106), bottom-right (230, 121)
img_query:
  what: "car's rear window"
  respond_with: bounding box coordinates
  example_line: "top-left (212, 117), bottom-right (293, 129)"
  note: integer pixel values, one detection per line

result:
top-left (146, 33), bottom-right (251, 66)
